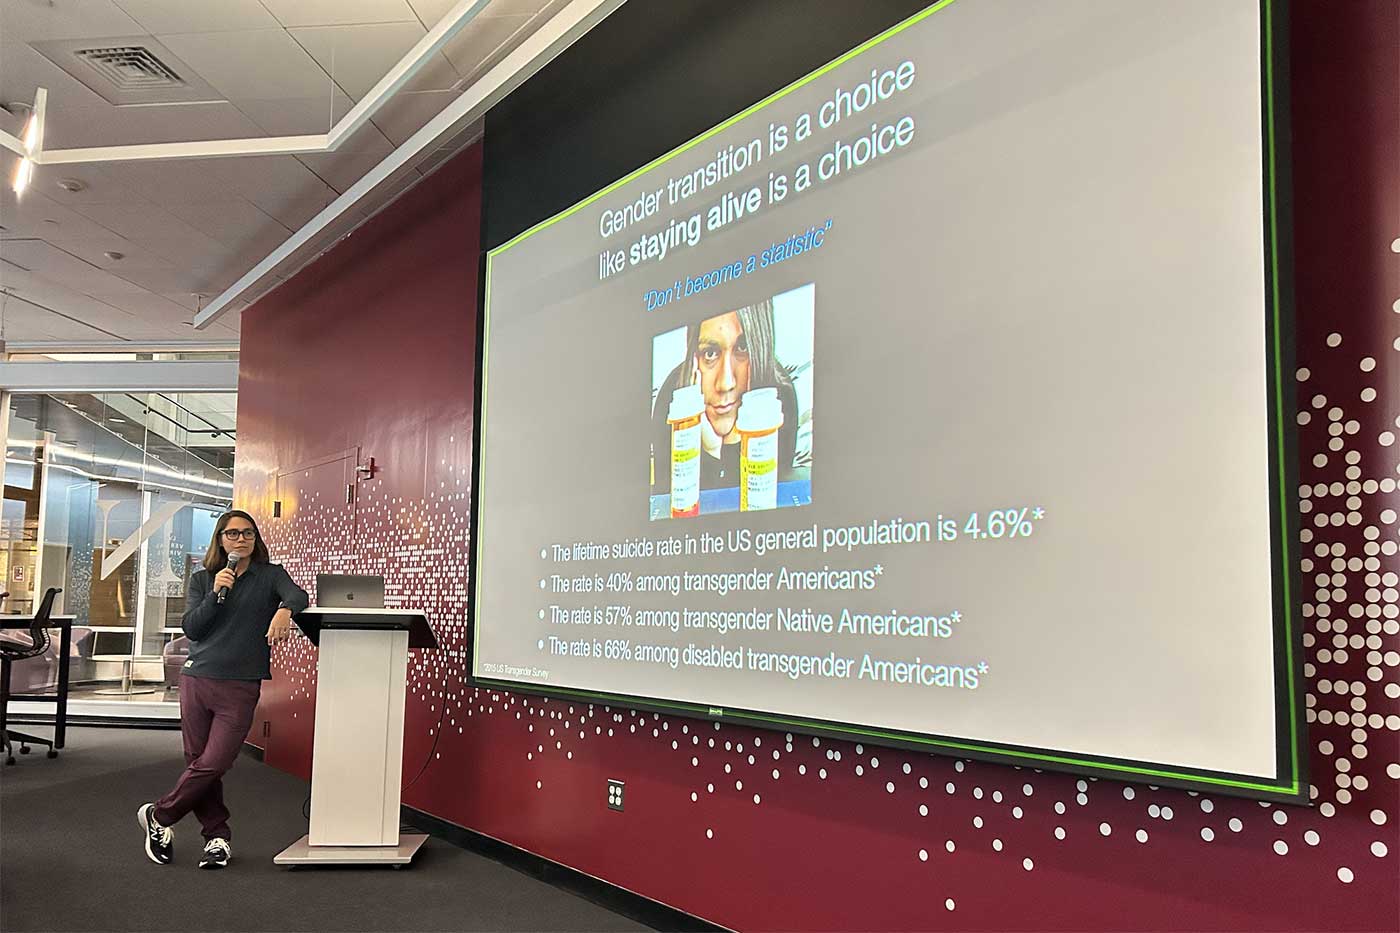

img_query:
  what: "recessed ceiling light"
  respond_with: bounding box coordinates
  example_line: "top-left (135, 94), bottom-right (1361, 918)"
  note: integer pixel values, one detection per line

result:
top-left (57, 178), bottom-right (85, 193)
top-left (103, 250), bottom-right (125, 261)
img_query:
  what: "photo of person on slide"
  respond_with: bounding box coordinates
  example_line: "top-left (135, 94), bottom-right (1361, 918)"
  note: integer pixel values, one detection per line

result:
top-left (651, 286), bottom-right (814, 519)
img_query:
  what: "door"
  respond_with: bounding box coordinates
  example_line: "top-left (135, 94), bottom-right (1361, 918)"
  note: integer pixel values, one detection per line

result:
top-left (261, 448), bottom-right (362, 777)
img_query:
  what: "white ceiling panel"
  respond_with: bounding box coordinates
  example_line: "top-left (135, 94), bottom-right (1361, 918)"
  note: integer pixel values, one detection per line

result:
top-left (113, 265), bottom-right (217, 295)
top-left (0, 37), bottom-right (138, 119)
top-left (407, 0), bottom-right (555, 25)
top-left (63, 201), bottom-right (203, 246)
top-left (42, 100), bottom-right (267, 150)
top-left (230, 91), bottom-right (353, 137)
top-left (289, 22), bottom-right (461, 98)
top-left (157, 293), bottom-right (201, 313)
top-left (114, 0), bottom-right (280, 34)
top-left (3, 240), bottom-right (154, 297)
top-left (162, 200), bottom-right (291, 256)
top-left (198, 155), bottom-right (334, 202)
top-left (198, 156), bottom-right (338, 216)
top-left (0, 255), bottom-right (40, 291)
top-left (25, 227), bottom-right (145, 269)
top-left (93, 161), bottom-right (243, 209)
top-left (255, 196), bottom-right (342, 230)
top-left (296, 123), bottom-right (395, 192)
top-left (33, 236), bottom-right (175, 276)
top-left (438, 13), bottom-right (530, 83)
top-left (29, 167), bottom-right (150, 207)
top-left (126, 232), bottom-right (238, 273)
top-left (0, 0), bottom-right (144, 42)
top-left (86, 290), bottom-right (196, 325)
top-left (330, 120), bottom-right (397, 154)
top-left (156, 28), bottom-right (336, 102)
top-left (2, 295), bottom-right (105, 342)
top-left (0, 0), bottom-right (578, 345)
top-left (1, 187), bottom-right (134, 243)
top-left (204, 317), bottom-right (241, 339)
top-left (484, 0), bottom-right (568, 18)
top-left (7, 281), bottom-right (166, 338)
top-left (260, 0), bottom-right (419, 29)
top-left (370, 90), bottom-right (457, 145)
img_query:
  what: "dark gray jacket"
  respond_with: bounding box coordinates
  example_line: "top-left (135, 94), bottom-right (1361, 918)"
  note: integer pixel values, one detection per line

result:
top-left (182, 561), bottom-right (309, 680)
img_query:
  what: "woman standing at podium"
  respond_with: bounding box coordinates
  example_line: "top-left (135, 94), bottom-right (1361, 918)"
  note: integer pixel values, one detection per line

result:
top-left (138, 509), bottom-right (308, 869)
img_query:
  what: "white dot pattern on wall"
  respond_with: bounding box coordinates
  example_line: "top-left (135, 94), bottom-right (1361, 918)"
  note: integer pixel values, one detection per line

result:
top-left (253, 321), bottom-right (1397, 919)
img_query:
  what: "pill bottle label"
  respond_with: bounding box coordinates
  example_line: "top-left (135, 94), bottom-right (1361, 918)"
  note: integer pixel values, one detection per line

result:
top-left (671, 422), bottom-right (701, 517)
top-left (740, 431), bottom-right (778, 511)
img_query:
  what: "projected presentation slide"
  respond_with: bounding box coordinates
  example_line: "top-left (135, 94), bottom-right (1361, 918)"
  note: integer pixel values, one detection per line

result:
top-left (473, 0), bottom-right (1300, 797)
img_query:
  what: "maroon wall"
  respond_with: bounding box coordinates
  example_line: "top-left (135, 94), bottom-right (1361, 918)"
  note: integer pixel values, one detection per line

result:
top-left (236, 5), bottom-right (1399, 929)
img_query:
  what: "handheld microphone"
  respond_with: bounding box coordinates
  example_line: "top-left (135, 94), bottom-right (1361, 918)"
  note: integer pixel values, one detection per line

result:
top-left (216, 553), bottom-right (241, 603)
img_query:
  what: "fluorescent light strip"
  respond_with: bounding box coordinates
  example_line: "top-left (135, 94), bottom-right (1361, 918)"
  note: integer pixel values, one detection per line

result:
top-left (41, 459), bottom-right (232, 501)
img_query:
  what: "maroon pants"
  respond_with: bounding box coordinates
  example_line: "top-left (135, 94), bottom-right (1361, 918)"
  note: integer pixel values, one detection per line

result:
top-left (154, 673), bottom-right (261, 842)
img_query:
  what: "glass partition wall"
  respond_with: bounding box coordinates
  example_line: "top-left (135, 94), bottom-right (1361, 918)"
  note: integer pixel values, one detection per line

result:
top-left (2, 391), bottom-right (234, 714)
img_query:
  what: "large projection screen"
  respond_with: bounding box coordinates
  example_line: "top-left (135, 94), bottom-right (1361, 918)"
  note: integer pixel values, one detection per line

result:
top-left (471, 0), bottom-right (1303, 800)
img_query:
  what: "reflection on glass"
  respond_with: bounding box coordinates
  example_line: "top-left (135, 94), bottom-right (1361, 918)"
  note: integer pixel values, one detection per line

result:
top-left (1, 392), bottom-right (235, 709)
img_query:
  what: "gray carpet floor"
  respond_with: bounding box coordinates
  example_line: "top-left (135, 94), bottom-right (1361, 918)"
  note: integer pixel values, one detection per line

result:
top-left (0, 726), bottom-right (650, 933)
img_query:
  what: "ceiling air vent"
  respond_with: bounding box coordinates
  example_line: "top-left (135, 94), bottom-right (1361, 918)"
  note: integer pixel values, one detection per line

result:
top-left (74, 46), bottom-right (184, 91)
top-left (31, 37), bottom-right (225, 107)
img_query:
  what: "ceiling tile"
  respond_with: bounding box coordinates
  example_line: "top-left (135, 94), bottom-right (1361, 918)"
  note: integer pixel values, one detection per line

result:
top-left (7, 280), bottom-right (162, 338)
top-left (1, 188), bottom-right (131, 242)
top-left (297, 123), bottom-right (395, 192)
top-left (199, 155), bottom-right (338, 210)
top-left (0, 37), bottom-right (117, 110)
top-left (116, 266), bottom-right (211, 294)
top-left (87, 290), bottom-right (197, 323)
top-left (255, 196), bottom-right (340, 230)
top-left (114, 0), bottom-right (280, 33)
top-left (483, 0), bottom-right (562, 18)
top-left (114, 258), bottom-right (240, 296)
top-left (330, 119), bottom-right (397, 155)
top-left (289, 22), bottom-right (461, 98)
top-left (2, 240), bottom-right (150, 297)
top-left (231, 92), bottom-right (353, 137)
top-left (206, 316), bottom-right (242, 338)
top-left (162, 199), bottom-right (291, 255)
top-left (260, 0), bottom-right (419, 29)
top-left (157, 292), bottom-right (201, 313)
top-left (34, 235), bottom-right (175, 275)
top-left (29, 166), bottom-right (152, 207)
top-left (94, 161), bottom-right (243, 208)
top-left (2, 295), bottom-right (108, 342)
top-left (408, 0), bottom-right (550, 25)
top-left (24, 224), bottom-right (135, 264)
top-left (42, 101), bottom-right (269, 151)
top-left (157, 28), bottom-right (336, 102)
top-left (438, 13), bottom-right (529, 83)
top-left (370, 89), bottom-right (456, 145)
top-left (64, 202), bottom-right (205, 246)
top-left (0, 0), bottom-right (144, 42)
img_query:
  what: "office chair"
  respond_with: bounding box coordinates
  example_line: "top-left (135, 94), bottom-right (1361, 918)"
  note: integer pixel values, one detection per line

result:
top-left (2, 587), bottom-right (63, 765)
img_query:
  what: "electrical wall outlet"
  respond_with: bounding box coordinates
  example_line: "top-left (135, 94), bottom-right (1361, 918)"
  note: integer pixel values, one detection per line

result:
top-left (607, 779), bottom-right (625, 811)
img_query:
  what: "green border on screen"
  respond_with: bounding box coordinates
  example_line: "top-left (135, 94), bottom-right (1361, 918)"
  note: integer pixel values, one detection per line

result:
top-left (472, 0), bottom-right (1303, 802)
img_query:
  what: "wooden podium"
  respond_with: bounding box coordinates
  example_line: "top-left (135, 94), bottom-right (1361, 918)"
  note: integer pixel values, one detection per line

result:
top-left (274, 607), bottom-right (437, 867)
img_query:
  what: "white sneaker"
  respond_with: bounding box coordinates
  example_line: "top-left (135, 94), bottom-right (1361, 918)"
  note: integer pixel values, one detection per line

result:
top-left (137, 803), bottom-right (174, 865)
top-left (198, 837), bottom-right (231, 870)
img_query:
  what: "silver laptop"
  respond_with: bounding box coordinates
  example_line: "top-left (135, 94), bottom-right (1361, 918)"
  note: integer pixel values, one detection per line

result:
top-left (316, 574), bottom-right (385, 609)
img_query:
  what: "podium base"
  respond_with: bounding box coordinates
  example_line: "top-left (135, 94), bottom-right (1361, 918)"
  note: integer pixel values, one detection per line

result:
top-left (274, 833), bottom-right (428, 867)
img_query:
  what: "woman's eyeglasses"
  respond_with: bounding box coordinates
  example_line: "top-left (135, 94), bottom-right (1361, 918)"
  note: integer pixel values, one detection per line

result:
top-left (221, 529), bottom-right (257, 540)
